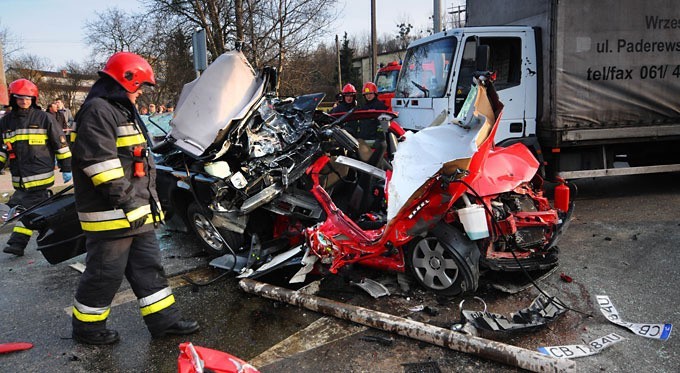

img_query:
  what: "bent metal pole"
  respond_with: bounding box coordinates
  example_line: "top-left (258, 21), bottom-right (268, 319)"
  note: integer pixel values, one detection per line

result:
top-left (239, 279), bottom-right (575, 373)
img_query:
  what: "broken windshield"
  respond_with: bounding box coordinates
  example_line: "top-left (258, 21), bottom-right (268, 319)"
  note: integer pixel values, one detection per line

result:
top-left (395, 37), bottom-right (457, 99)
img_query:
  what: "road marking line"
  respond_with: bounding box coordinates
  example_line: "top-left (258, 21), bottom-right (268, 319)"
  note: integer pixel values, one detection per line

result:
top-left (249, 316), bottom-right (367, 368)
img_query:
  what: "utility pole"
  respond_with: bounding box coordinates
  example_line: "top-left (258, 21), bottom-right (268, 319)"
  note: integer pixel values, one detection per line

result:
top-left (433, 0), bottom-right (442, 33)
top-left (0, 42), bottom-right (7, 106)
top-left (371, 0), bottom-right (377, 81)
top-left (335, 34), bottom-right (342, 91)
top-left (448, 4), bottom-right (465, 28)
top-left (235, 0), bottom-right (244, 47)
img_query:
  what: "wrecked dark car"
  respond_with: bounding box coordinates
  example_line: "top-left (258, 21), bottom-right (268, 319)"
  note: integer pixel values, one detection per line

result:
top-left (18, 51), bottom-right (365, 269)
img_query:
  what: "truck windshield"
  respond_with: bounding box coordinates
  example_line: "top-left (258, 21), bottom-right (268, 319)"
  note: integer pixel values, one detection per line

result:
top-left (395, 37), bottom-right (457, 99)
top-left (376, 70), bottom-right (399, 93)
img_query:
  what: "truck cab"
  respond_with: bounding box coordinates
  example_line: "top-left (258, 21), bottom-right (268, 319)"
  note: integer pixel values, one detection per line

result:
top-left (374, 61), bottom-right (401, 110)
top-left (391, 27), bottom-right (538, 146)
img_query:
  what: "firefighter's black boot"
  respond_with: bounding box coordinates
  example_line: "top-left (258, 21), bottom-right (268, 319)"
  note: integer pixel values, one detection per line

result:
top-left (3, 244), bottom-right (24, 256)
top-left (72, 329), bottom-right (120, 345)
top-left (151, 319), bottom-right (199, 338)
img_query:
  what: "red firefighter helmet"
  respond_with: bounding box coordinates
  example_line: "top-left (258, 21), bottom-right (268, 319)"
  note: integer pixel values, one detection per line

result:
top-left (8, 79), bottom-right (39, 99)
top-left (362, 82), bottom-right (378, 95)
top-left (100, 52), bottom-right (156, 93)
top-left (341, 83), bottom-right (357, 95)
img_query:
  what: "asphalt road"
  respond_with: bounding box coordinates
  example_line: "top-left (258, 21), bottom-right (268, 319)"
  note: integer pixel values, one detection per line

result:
top-left (0, 172), bottom-right (678, 372)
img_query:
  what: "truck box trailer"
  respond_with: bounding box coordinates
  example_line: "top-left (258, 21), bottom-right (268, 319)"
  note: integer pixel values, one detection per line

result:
top-left (392, 0), bottom-right (680, 178)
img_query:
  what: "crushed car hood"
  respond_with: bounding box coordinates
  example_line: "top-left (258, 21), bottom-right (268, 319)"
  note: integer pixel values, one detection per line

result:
top-left (169, 51), bottom-right (265, 158)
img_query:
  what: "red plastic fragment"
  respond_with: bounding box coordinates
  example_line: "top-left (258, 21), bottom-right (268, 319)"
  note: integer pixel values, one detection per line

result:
top-left (560, 273), bottom-right (573, 283)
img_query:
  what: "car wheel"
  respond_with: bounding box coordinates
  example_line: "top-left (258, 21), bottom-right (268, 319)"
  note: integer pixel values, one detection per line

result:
top-left (186, 202), bottom-right (243, 256)
top-left (406, 236), bottom-right (473, 296)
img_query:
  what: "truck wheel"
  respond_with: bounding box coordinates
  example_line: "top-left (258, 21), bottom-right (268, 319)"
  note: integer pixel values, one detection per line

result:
top-left (186, 202), bottom-right (243, 256)
top-left (406, 236), bottom-right (474, 296)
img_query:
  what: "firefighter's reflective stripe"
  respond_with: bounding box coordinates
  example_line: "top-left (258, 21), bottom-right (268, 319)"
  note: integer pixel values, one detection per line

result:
top-left (116, 134), bottom-right (146, 148)
top-left (125, 204), bottom-right (151, 222)
top-left (138, 287), bottom-right (175, 316)
top-left (0, 154), bottom-right (5, 163)
top-left (72, 300), bottom-right (111, 323)
top-left (4, 128), bottom-right (48, 136)
top-left (116, 124), bottom-right (139, 137)
top-left (3, 128), bottom-right (49, 144)
top-left (78, 209), bottom-right (128, 231)
top-left (70, 132), bottom-right (77, 142)
top-left (77, 208), bottom-right (160, 231)
top-left (5, 133), bottom-right (49, 144)
top-left (12, 171), bottom-right (55, 189)
top-left (13, 226), bottom-right (32, 236)
top-left (55, 146), bottom-right (72, 160)
top-left (83, 159), bottom-right (125, 186)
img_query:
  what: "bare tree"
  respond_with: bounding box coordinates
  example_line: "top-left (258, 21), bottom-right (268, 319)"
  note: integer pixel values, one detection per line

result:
top-left (84, 7), bottom-right (152, 60)
top-left (83, 0), bottom-right (344, 99)
top-left (145, 0), bottom-right (338, 91)
top-left (52, 61), bottom-right (99, 111)
top-left (6, 54), bottom-right (51, 83)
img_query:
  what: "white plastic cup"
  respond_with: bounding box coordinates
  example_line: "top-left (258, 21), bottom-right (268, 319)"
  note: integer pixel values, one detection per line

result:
top-left (458, 204), bottom-right (489, 240)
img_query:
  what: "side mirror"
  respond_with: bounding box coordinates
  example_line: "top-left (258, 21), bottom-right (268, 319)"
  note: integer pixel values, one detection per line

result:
top-left (475, 45), bottom-right (490, 72)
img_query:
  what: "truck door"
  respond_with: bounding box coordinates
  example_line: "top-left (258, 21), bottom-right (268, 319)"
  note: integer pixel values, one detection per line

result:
top-left (455, 32), bottom-right (535, 143)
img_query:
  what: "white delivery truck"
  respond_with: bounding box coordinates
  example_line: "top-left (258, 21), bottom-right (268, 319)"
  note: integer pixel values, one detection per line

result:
top-left (392, 0), bottom-right (680, 178)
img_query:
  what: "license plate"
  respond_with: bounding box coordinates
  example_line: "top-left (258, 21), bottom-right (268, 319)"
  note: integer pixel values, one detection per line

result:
top-left (596, 295), bottom-right (672, 341)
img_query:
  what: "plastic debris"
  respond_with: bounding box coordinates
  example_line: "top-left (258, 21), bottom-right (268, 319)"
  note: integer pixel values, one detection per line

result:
top-left (0, 342), bottom-right (33, 354)
top-left (177, 342), bottom-right (260, 373)
top-left (351, 278), bottom-right (390, 298)
top-left (559, 273), bottom-right (572, 283)
top-left (459, 294), bottom-right (566, 333)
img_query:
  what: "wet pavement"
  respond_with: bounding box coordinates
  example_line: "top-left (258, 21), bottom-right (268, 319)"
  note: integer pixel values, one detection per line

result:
top-left (1, 172), bottom-right (678, 372)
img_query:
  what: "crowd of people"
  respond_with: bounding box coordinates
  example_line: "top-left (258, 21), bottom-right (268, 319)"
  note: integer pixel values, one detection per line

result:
top-left (138, 102), bottom-right (174, 116)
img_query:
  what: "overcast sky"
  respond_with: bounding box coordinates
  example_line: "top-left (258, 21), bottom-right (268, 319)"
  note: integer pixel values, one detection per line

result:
top-left (1, 0), bottom-right (464, 68)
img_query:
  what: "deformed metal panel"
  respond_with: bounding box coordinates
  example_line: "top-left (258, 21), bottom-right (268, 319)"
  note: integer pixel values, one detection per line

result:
top-left (170, 51), bottom-right (265, 158)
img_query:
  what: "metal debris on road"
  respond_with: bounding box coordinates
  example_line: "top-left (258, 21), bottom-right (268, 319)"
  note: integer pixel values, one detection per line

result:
top-left (359, 335), bottom-right (394, 347)
top-left (69, 262), bottom-right (86, 273)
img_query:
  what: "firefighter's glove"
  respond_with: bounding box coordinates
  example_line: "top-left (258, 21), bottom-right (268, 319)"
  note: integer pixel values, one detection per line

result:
top-left (62, 172), bottom-right (72, 183)
top-left (123, 203), bottom-right (147, 230)
top-left (129, 217), bottom-right (146, 230)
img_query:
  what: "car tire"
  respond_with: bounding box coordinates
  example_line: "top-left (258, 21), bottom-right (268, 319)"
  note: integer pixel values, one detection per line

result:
top-left (406, 236), bottom-right (475, 296)
top-left (186, 202), bottom-right (243, 256)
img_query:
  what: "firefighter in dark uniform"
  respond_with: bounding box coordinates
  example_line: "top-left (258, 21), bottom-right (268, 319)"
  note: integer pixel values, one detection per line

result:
top-left (0, 79), bottom-right (72, 256)
top-left (359, 82), bottom-right (388, 111)
top-left (70, 52), bottom-right (198, 345)
top-left (355, 81), bottom-right (389, 141)
top-left (330, 83), bottom-right (358, 113)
